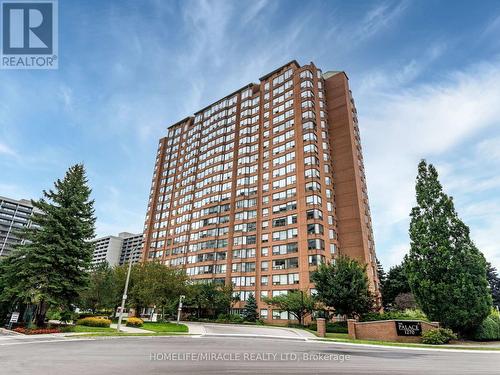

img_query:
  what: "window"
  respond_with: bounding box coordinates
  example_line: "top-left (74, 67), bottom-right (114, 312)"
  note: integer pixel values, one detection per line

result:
top-left (272, 228), bottom-right (298, 241)
top-left (307, 239), bottom-right (325, 250)
top-left (306, 195), bottom-right (322, 206)
top-left (306, 209), bottom-right (323, 220)
top-left (305, 181), bottom-right (321, 192)
top-left (272, 242), bottom-right (298, 255)
top-left (307, 223), bottom-right (324, 235)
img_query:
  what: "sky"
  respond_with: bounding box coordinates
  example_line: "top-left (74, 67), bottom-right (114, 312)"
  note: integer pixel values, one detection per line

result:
top-left (1, 0), bottom-right (500, 271)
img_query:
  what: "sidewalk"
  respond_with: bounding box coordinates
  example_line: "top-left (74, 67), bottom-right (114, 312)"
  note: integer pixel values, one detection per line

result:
top-left (110, 324), bottom-right (153, 334)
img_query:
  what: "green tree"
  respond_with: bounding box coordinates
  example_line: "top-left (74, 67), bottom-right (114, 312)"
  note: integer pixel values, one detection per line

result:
top-left (242, 293), bottom-right (258, 322)
top-left (0, 164), bottom-right (96, 326)
top-left (382, 263), bottom-right (411, 309)
top-left (311, 255), bottom-right (373, 318)
top-left (79, 262), bottom-right (115, 313)
top-left (406, 160), bottom-right (491, 333)
top-left (185, 282), bottom-right (235, 319)
top-left (264, 290), bottom-right (316, 326)
top-left (486, 262), bottom-right (500, 309)
top-left (376, 258), bottom-right (386, 289)
top-left (110, 262), bottom-right (188, 318)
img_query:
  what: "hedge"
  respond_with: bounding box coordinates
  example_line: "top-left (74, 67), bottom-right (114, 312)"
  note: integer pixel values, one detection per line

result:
top-left (76, 317), bottom-right (111, 328)
top-left (308, 321), bottom-right (348, 333)
top-left (472, 310), bottom-right (500, 341)
top-left (126, 317), bottom-right (144, 327)
top-left (360, 309), bottom-right (428, 322)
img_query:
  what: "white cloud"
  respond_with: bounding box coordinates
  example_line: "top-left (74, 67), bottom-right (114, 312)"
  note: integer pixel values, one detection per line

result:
top-left (476, 136), bottom-right (500, 162)
top-left (358, 58), bottom-right (500, 269)
top-left (0, 143), bottom-right (17, 157)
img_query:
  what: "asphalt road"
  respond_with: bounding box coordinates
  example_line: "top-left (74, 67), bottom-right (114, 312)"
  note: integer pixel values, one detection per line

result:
top-left (1, 336), bottom-right (499, 375)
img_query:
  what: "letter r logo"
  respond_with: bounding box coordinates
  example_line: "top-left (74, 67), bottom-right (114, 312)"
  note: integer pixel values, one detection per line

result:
top-left (2, 2), bottom-right (53, 54)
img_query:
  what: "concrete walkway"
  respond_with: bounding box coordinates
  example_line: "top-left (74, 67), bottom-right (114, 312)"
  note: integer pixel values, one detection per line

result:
top-left (110, 323), bottom-right (153, 333)
top-left (182, 322), bottom-right (316, 340)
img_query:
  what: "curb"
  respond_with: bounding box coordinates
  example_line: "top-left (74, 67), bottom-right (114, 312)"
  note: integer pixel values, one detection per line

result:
top-left (309, 339), bottom-right (500, 353)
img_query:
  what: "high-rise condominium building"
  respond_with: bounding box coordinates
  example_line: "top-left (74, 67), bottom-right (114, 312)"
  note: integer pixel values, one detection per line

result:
top-left (142, 60), bottom-right (380, 322)
top-left (0, 196), bottom-right (40, 258)
top-left (92, 232), bottom-right (144, 267)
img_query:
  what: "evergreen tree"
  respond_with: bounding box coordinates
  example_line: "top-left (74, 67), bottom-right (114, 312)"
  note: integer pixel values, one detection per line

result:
top-left (382, 263), bottom-right (411, 309)
top-left (406, 160), bottom-right (491, 333)
top-left (242, 293), bottom-right (258, 322)
top-left (0, 164), bottom-right (96, 326)
top-left (486, 262), bottom-right (500, 308)
top-left (311, 255), bottom-right (373, 318)
top-left (376, 258), bottom-right (386, 289)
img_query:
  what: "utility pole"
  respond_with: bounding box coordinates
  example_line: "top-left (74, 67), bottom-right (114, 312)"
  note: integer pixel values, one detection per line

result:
top-left (116, 248), bottom-right (137, 332)
top-left (176, 295), bottom-right (185, 325)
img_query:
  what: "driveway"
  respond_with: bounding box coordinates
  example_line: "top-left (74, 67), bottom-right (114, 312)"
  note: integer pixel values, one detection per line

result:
top-left (183, 322), bottom-right (316, 339)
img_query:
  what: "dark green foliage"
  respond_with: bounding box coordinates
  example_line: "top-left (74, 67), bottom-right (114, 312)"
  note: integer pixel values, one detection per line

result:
top-left (421, 328), bottom-right (457, 345)
top-left (308, 321), bottom-right (348, 333)
top-left (486, 263), bottom-right (500, 308)
top-left (406, 160), bottom-right (491, 333)
top-left (242, 293), bottom-right (258, 322)
top-left (376, 259), bottom-right (386, 288)
top-left (472, 310), bottom-right (500, 341)
top-left (184, 282), bottom-right (235, 319)
top-left (382, 263), bottom-right (411, 309)
top-left (216, 313), bottom-right (244, 323)
top-left (360, 309), bottom-right (428, 322)
top-left (263, 290), bottom-right (316, 325)
top-left (108, 261), bottom-right (188, 318)
top-left (0, 164), bottom-right (96, 326)
top-left (79, 262), bottom-right (115, 313)
top-left (311, 255), bottom-right (373, 318)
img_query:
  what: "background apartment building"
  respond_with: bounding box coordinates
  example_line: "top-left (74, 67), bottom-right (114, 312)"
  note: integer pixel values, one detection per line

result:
top-left (92, 232), bottom-right (143, 267)
top-left (0, 196), bottom-right (39, 258)
top-left (142, 60), bottom-right (379, 321)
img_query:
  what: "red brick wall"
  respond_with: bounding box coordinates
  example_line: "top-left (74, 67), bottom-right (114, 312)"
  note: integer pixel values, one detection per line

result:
top-left (348, 319), bottom-right (439, 343)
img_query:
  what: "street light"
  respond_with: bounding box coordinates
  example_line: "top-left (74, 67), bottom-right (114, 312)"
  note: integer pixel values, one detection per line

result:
top-left (176, 295), bottom-right (186, 325)
top-left (116, 244), bottom-right (142, 332)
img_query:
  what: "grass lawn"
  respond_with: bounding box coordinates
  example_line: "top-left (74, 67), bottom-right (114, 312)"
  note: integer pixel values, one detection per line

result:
top-left (68, 325), bottom-right (116, 333)
top-left (324, 333), bottom-right (349, 339)
top-left (142, 322), bottom-right (188, 333)
top-left (316, 336), bottom-right (500, 351)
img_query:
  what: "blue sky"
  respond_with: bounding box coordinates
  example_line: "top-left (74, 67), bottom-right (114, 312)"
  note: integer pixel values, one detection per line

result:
top-left (1, 0), bottom-right (500, 271)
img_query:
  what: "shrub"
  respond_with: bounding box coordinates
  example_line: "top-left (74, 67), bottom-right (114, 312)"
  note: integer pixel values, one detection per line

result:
top-left (126, 317), bottom-right (144, 327)
top-left (216, 313), bottom-right (244, 323)
top-left (309, 321), bottom-right (348, 333)
top-left (472, 310), bottom-right (500, 341)
top-left (422, 328), bottom-right (457, 345)
top-left (360, 309), bottom-right (428, 322)
top-left (76, 317), bottom-right (111, 327)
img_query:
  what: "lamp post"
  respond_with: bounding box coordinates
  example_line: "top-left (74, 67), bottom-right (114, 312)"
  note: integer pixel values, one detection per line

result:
top-left (116, 245), bottom-right (140, 332)
top-left (176, 295), bottom-right (185, 325)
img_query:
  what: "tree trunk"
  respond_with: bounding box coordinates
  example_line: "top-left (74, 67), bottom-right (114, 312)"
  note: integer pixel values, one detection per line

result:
top-left (35, 300), bottom-right (48, 327)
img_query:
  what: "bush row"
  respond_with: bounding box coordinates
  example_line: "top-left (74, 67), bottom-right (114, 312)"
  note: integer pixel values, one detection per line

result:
top-left (76, 317), bottom-right (111, 327)
top-left (360, 309), bottom-right (428, 322)
top-left (307, 321), bottom-right (348, 333)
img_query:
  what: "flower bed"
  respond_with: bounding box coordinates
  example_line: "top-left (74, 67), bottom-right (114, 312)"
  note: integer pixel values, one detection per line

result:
top-left (13, 327), bottom-right (61, 335)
